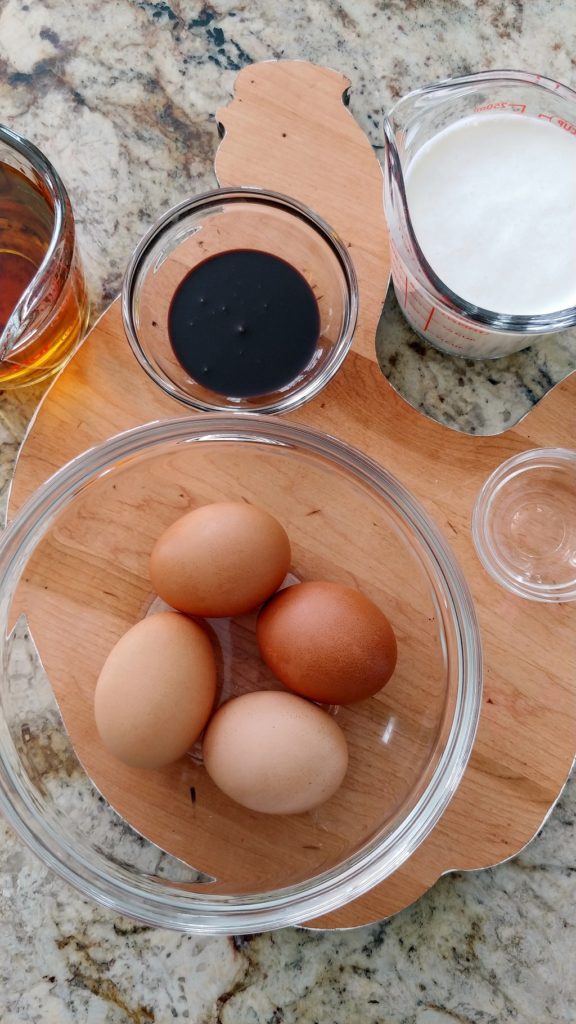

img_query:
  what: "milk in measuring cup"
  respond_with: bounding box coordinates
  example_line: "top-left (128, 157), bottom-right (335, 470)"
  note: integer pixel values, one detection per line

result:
top-left (396, 112), bottom-right (576, 356)
top-left (406, 113), bottom-right (576, 315)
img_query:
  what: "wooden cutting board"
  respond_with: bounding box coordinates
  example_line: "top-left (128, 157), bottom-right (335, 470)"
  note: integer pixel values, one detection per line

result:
top-left (7, 61), bottom-right (576, 929)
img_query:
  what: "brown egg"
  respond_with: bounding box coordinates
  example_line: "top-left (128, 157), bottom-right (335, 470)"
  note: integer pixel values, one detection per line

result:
top-left (257, 581), bottom-right (397, 705)
top-left (203, 691), bottom-right (348, 814)
top-left (94, 612), bottom-right (217, 769)
top-left (150, 502), bottom-right (291, 617)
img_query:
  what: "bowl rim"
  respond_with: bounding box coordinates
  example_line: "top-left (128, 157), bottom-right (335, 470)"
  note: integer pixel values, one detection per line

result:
top-left (0, 414), bottom-right (482, 933)
top-left (121, 186), bottom-right (359, 414)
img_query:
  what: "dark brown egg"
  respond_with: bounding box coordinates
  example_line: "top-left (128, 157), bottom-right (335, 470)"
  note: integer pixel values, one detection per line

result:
top-left (256, 581), bottom-right (397, 705)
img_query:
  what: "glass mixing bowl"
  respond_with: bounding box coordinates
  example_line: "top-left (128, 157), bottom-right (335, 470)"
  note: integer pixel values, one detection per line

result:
top-left (122, 187), bottom-right (358, 414)
top-left (0, 416), bottom-right (481, 933)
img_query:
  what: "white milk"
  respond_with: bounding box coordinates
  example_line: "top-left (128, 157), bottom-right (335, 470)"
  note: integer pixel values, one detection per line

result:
top-left (404, 113), bottom-right (576, 315)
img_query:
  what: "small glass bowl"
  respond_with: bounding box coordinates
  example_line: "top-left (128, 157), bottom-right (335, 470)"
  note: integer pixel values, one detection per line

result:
top-left (473, 448), bottom-right (576, 602)
top-left (122, 187), bottom-right (358, 414)
top-left (0, 416), bottom-right (481, 934)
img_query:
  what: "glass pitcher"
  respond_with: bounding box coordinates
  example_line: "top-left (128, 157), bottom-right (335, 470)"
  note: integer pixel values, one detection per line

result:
top-left (383, 70), bottom-right (576, 359)
top-left (0, 124), bottom-right (89, 387)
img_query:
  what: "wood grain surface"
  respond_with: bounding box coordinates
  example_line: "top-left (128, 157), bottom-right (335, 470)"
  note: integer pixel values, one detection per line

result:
top-left (7, 61), bottom-right (576, 929)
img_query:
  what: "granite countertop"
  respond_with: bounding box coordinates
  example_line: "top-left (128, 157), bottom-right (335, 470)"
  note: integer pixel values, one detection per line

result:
top-left (0, 1), bottom-right (575, 1021)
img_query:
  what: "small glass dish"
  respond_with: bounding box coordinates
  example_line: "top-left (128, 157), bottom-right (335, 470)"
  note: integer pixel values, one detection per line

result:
top-left (472, 448), bottom-right (576, 602)
top-left (0, 416), bottom-right (481, 934)
top-left (122, 187), bottom-right (358, 414)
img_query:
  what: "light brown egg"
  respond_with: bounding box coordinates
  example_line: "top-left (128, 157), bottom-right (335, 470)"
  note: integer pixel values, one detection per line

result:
top-left (94, 612), bottom-right (216, 769)
top-left (257, 581), bottom-right (397, 705)
top-left (202, 691), bottom-right (349, 814)
top-left (150, 502), bottom-right (291, 617)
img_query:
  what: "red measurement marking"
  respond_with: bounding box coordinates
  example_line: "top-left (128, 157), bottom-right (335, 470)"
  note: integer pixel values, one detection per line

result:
top-left (474, 102), bottom-right (526, 114)
top-left (443, 312), bottom-right (488, 335)
top-left (538, 113), bottom-right (576, 134)
top-left (424, 306), bottom-right (435, 331)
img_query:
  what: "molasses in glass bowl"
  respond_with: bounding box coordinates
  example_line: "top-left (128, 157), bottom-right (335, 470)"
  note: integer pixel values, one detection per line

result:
top-left (122, 187), bottom-right (358, 414)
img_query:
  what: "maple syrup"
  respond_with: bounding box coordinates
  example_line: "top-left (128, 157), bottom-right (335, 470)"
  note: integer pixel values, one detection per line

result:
top-left (0, 160), bottom-right (88, 387)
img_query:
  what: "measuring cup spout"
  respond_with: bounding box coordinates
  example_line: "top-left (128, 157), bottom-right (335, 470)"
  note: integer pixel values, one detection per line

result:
top-left (0, 266), bottom-right (47, 364)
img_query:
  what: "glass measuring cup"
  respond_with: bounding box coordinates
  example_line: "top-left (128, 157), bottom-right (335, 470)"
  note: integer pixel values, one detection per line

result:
top-left (383, 70), bottom-right (576, 359)
top-left (0, 124), bottom-right (89, 387)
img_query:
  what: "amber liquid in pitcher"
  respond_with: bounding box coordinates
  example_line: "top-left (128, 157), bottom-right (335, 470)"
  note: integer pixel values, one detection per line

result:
top-left (0, 161), bottom-right (88, 386)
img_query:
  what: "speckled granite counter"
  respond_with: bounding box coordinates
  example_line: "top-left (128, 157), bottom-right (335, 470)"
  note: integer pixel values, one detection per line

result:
top-left (0, 1), bottom-right (575, 1021)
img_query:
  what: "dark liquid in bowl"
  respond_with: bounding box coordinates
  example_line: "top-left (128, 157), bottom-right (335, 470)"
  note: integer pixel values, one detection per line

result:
top-left (168, 249), bottom-right (320, 398)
